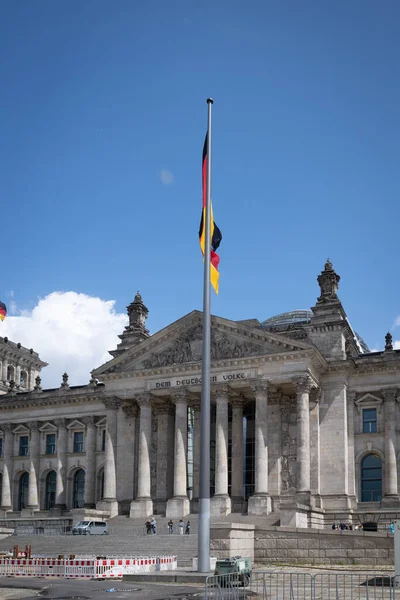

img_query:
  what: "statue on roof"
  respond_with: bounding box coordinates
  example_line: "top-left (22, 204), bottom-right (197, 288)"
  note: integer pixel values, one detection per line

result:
top-left (317, 259), bottom-right (341, 304)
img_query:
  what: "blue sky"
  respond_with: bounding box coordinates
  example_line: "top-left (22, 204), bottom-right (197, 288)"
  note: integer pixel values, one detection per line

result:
top-left (1, 0), bottom-right (399, 381)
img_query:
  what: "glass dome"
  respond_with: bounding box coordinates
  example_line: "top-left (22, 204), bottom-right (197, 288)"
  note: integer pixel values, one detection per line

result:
top-left (261, 310), bottom-right (313, 328)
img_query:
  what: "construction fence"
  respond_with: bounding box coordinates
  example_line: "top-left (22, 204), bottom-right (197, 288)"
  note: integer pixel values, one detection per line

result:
top-left (0, 555), bottom-right (177, 580)
top-left (205, 571), bottom-right (399, 600)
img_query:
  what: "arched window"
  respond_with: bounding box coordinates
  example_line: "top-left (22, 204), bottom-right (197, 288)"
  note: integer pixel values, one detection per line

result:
top-left (20, 371), bottom-right (27, 387)
top-left (0, 472), bottom-right (3, 506)
top-left (45, 471), bottom-right (56, 510)
top-left (361, 454), bottom-right (382, 502)
top-left (18, 472), bottom-right (29, 511)
top-left (72, 469), bottom-right (85, 508)
top-left (7, 366), bottom-right (14, 382)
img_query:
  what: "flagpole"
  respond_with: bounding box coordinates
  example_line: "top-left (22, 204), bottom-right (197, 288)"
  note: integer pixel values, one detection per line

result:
top-left (198, 97), bottom-right (213, 573)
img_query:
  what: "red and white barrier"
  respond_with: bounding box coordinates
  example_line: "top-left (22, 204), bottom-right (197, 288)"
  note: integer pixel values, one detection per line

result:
top-left (0, 555), bottom-right (177, 579)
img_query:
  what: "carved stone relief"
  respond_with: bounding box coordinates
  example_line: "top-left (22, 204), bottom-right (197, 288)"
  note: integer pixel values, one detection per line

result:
top-left (280, 396), bottom-right (297, 494)
top-left (143, 324), bottom-right (264, 368)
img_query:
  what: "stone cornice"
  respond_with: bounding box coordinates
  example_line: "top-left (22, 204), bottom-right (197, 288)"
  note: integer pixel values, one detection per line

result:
top-left (97, 348), bottom-right (326, 382)
top-left (0, 391), bottom-right (105, 411)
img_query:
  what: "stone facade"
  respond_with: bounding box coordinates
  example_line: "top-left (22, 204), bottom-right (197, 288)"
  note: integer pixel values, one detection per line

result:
top-left (0, 265), bottom-right (399, 527)
top-left (0, 337), bottom-right (47, 395)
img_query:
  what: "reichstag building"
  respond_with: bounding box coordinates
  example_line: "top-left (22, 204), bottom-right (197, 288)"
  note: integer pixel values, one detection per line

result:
top-left (0, 261), bottom-right (399, 528)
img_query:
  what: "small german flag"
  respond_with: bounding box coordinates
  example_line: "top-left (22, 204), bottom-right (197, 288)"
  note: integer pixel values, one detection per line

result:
top-left (0, 302), bottom-right (6, 322)
top-left (199, 133), bottom-right (222, 294)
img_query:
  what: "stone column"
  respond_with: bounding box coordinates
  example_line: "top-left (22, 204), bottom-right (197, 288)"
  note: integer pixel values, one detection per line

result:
top-left (248, 381), bottom-right (271, 515)
top-left (1, 424), bottom-right (13, 512)
top-left (154, 400), bottom-right (174, 513)
top-left (83, 416), bottom-right (96, 508)
top-left (231, 397), bottom-right (244, 505)
top-left (55, 419), bottom-right (67, 509)
top-left (166, 389), bottom-right (190, 518)
top-left (27, 421), bottom-right (40, 510)
top-left (97, 398), bottom-right (120, 517)
top-left (211, 386), bottom-right (231, 516)
top-left (130, 393), bottom-right (153, 518)
top-left (15, 365), bottom-right (21, 388)
top-left (191, 401), bottom-right (201, 511)
top-left (295, 376), bottom-right (313, 503)
top-left (1, 359), bottom-right (8, 383)
top-left (382, 388), bottom-right (400, 506)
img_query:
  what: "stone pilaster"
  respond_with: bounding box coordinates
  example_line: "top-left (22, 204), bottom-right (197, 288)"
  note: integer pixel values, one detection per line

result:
top-left (309, 389), bottom-right (322, 507)
top-left (54, 419), bottom-right (67, 510)
top-left (381, 388), bottom-right (400, 506)
top-left (82, 416), bottom-right (96, 508)
top-left (130, 393), bottom-right (153, 518)
top-left (346, 391), bottom-right (357, 507)
top-left (27, 421), bottom-right (40, 511)
top-left (248, 381), bottom-right (271, 516)
top-left (166, 389), bottom-right (190, 518)
top-left (0, 424), bottom-right (13, 512)
top-left (230, 396), bottom-right (244, 506)
top-left (211, 386), bottom-right (231, 517)
top-left (97, 398), bottom-right (120, 517)
top-left (15, 365), bottom-right (21, 388)
top-left (295, 376), bottom-right (313, 504)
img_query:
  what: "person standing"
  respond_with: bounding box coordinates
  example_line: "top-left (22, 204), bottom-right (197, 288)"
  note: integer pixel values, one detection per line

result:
top-left (151, 517), bottom-right (156, 534)
top-left (179, 519), bottom-right (184, 535)
top-left (168, 520), bottom-right (173, 534)
top-left (185, 520), bottom-right (191, 535)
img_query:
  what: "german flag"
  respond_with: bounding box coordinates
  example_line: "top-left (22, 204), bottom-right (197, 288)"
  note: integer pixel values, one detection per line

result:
top-left (0, 302), bottom-right (6, 322)
top-left (199, 133), bottom-right (222, 294)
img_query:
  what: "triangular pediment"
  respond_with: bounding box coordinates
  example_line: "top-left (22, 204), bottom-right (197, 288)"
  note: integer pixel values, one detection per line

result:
top-left (67, 419), bottom-right (85, 430)
top-left (39, 422), bottom-right (57, 433)
top-left (94, 310), bottom-right (315, 376)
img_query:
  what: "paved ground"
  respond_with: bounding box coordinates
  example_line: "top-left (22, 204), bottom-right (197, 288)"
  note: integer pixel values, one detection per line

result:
top-left (0, 578), bottom-right (205, 600)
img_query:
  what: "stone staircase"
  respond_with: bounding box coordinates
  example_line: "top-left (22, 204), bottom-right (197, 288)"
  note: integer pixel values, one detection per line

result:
top-left (0, 512), bottom-right (281, 567)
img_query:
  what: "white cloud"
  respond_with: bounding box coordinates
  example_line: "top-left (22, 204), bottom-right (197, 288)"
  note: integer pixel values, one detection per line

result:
top-left (160, 169), bottom-right (174, 185)
top-left (394, 340), bottom-right (400, 350)
top-left (0, 292), bottom-right (127, 389)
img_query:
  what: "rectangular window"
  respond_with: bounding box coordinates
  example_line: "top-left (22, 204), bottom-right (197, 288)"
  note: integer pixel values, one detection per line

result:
top-left (46, 433), bottom-right (56, 455)
top-left (101, 429), bottom-right (106, 452)
top-left (0, 438), bottom-right (3, 457)
top-left (363, 408), bottom-right (377, 433)
top-left (19, 436), bottom-right (29, 456)
top-left (73, 431), bottom-right (84, 453)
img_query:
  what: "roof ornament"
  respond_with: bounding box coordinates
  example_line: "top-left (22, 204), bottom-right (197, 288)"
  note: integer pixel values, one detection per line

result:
top-left (385, 332), bottom-right (393, 352)
top-left (317, 259), bottom-right (340, 304)
top-left (125, 291), bottom-right (149, 340)
top-left (61, 372), bottom-right (69, 389)
top-left (8, 380), bottom-right (16, 395)
top-left (34, 376), bottom-right (42, 391)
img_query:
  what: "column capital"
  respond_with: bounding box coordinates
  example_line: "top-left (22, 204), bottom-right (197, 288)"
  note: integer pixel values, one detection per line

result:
top-left (103, 397), bottom-right (121, 411)
top-left (212, 384), bottom-right (229, 402)
top-left (382, 388), bottom-right (398, 403)
top-left (250, 379), bottom-right (269, 396)
top-left (136, 392), bottom-right (152, 407)
top-left (122, 403), bottom-right (139, 418)
top-left (54, 418), bottom-right (67, 429)
top-left (82, 415), bottom-right (96, 427)
top-left (294, 375), bottom-right (314, 394)
top-left (171, 388), bottom-right (188, 404)
top-left (347, 390), bottom-right (357, 402)
top-left (27, 421), bottom-right (40, 431)
top-left (230, 392), bottom-right (245, 410)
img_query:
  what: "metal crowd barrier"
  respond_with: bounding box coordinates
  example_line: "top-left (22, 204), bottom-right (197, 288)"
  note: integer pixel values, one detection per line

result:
top-left (205, 571), bottom-right (398, 600)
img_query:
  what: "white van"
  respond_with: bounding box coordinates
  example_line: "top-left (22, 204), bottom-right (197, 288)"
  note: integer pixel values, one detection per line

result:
top-left (72, 520), bottom-right (109, 535)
